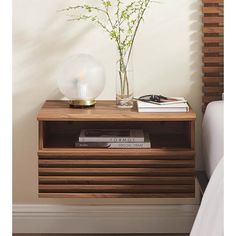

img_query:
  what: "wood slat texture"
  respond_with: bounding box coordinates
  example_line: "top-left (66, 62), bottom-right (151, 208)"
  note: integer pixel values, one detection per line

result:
top-left (13, 234), bottom-right (189, 236)
top-left (203, 95), bottom-right (222, 103)
top-left (203, 36), bottom-right (223, 43)
top-left (203, 0), bottom-right (223, 3)
top-left (203, 86), bottom-right (224, 93)
top-left (202, 0), bottom-right (224, 111)
top-left (38, 149), bottom-right (195, 157)
top-left (203, 66), bottom-right (224, 73)
top-left (38, 157), bottom-right (196, 197)
top-left (203, 16), bottom-right (223, 23)
top-left (203, 27), bottom-right (223, 34)
top-left (203, 56), bottom-right (223, 63)
top-left (39, 184), bottom-right (195, 193)
top-left (38, 193), bottom-right (195, 198)
top-left (202, 6), bottom-right (223, 14)
top-left (38, 155), bottom-right (195, 197)
top-left (38, 159), bottom-right (195, 168)
top-left (39, 176), bottom-right (195, 185)
top-left (203, 46), bottom-right (223, 54)
top-left (203, 76), bottom-right (224, 83)
top-left (38, 167), bottom-right (195, 176)
top-left (38, 101), bottom-right (196, 198)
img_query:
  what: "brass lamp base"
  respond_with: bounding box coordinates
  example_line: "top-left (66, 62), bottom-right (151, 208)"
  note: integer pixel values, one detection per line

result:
top-left (69, 99), bottom-right (96, 108)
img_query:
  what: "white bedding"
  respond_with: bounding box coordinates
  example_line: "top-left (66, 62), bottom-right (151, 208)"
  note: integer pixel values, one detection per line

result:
top-left (202, 101), bottom-right (224, 178)
top-left (190, 158), bottom-right (224, 236)
top-left (190, 101), bottom-right (224, 235)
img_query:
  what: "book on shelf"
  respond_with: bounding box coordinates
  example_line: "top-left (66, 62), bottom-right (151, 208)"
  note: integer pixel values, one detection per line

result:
top-left (137, 98), bottom-right (189, 113)
top-left (75, 132), bottom-right (151, 149)
top-left (135, 96), bottom-right (187, 105)
top-left (156, 96), bottom-right (187, 105)
top-left (79, 129), bottom-right (145, 142)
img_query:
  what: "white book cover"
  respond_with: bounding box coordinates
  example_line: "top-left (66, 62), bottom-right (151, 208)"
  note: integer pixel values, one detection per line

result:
top-left (108, 134), bottom-right (150, 148)
top-left (76, 133), bottom-right (150, 148)
top-left (79, 129), bottom-right (145, 142)
top-left (137, 99), bottom-right (189, 113)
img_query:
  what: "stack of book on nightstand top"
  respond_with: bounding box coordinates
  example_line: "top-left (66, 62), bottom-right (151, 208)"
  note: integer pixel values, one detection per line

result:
top-left (137, 97), bottom-right (189, 113)
top-left (75, 129), bottom-right (151, 148)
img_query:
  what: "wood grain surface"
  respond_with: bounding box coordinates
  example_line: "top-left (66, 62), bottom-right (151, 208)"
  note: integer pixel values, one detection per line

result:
top-left (37, 100), bottom-right (196, 198)
top-left (202, 0), bottom-right (224, 111)
top-left (37, 100), bottom-right (196, 121)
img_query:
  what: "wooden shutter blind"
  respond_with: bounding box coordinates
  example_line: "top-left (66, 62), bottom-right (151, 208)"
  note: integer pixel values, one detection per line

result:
top-left (202, 0), bottom-right (224, 111)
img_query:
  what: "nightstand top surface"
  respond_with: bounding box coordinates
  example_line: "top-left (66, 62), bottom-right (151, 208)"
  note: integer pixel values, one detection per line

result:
top-left (37, 100), bottom-right (196, 121)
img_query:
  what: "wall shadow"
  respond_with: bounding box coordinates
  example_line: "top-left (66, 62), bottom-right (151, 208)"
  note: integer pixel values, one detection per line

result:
top-left (186, 0), bottom-right (203, 170)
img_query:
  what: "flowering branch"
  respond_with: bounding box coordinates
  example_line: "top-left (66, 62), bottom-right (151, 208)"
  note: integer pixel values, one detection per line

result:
top-left (61, 0), bottom-right (152, 102)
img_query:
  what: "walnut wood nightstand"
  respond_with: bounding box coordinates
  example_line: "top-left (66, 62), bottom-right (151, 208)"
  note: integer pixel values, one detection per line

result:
top-left (37, 100), bottom-right (196, 198)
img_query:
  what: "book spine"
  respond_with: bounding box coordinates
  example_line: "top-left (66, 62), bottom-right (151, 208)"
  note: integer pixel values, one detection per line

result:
top-left (138, 108), bottom-right (188, 113)
top-left (108, 142), bottom-right (151, 149)
top-left (75, 142), bottom-right (109, 148)
top-left (79, 137), bottom-right (144, 142)
top-left (75, 142), bottom-right (151, 149)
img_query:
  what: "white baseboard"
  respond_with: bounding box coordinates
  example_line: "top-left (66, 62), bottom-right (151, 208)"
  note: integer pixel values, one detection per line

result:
top-left (13, 204), bottom-right (199, 234)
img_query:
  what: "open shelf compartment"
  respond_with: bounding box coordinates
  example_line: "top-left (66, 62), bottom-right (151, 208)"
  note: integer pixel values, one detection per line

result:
top-left (41, 121), bottom-right (193, 150)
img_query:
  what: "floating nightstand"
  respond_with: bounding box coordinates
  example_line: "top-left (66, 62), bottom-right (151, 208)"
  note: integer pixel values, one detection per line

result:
top-left (37, 100), bottom-right (196, 199)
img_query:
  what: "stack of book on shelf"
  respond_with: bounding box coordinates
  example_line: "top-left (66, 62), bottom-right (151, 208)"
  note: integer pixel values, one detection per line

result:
top-left (136, 97), bottom-right (189, 113)
top-left (75, 129), bottom-right (151, 148)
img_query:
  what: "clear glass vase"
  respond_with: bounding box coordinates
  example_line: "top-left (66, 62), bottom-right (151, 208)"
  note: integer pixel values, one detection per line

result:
top-left (116, 50), bottom-right (134, 108)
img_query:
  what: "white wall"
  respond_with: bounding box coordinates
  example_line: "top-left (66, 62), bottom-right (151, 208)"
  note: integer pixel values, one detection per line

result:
top-left (13, 0), bottom-right (203, 204)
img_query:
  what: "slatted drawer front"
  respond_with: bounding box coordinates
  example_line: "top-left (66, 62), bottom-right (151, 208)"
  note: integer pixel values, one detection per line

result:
top-left (202, 0), bottom-right (224, 111)
top-left (38, 155), bottom-right (195, 198)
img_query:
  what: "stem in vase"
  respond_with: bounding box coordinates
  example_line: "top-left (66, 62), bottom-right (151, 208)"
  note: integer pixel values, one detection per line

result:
top-left (118, 51), bottom-right (130, 97)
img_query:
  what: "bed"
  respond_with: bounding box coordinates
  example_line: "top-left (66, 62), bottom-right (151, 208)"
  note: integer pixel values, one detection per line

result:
top-left (190, 101), bottom-right (224, 236)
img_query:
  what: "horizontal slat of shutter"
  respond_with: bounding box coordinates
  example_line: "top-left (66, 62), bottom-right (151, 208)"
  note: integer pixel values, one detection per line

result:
top-left (203, 27), bottom-right (223, 33)
top-left (203, 87), bottom-right (224, 93)
top-left (203, 0), bottom-right (223, 3)
top-left (203, 57), bottom-right (223, 63)
top-left (203, 37), bottom-right (223, 43)
top-left (202, 7), bottom-right (223, 14)
top-left (203, 67), bottom-right (224, 73)
top-left (202, 0), bottom-right (224, 111)
top-left (203, 46), bottom-right (223, 53)
top-left (203, 95), bottom-right (222, 103)
top-left (203, 76), bottom-right (224, 83)
top-left (203, 16), bottom-right (223, 24)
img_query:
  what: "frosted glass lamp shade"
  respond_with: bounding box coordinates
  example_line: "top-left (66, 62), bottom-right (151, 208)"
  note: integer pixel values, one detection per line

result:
top-left (57, 54), bottom-right (105, 107)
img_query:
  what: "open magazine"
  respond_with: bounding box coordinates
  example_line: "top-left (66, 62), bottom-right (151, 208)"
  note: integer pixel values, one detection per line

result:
top-left (135, 95), bottom-right (187, 105)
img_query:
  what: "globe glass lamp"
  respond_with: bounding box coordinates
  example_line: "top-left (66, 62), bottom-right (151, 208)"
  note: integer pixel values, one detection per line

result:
top-left (57, 54), bottom-right (105, 108)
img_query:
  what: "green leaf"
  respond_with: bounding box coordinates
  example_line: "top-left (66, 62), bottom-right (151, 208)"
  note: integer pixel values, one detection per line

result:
top-left (121, 10), bottom-right (129, 20)
top-left (84, 5), bottom-right (92, 12)
top-left (110, 30), bottom-right (117, 39)
top-left (62, 0), bottom-right (153, 56)
top-left (103, 1), bottom-right (112, 8)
